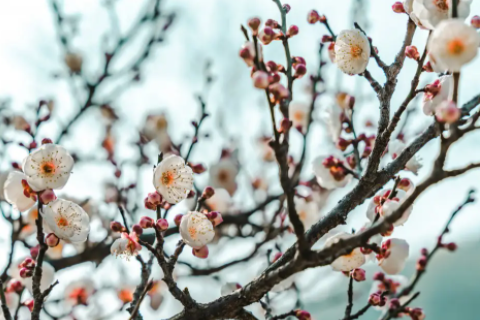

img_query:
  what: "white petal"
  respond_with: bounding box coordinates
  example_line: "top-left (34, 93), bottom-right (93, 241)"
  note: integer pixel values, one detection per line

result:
top-left (324, 232), bottom-right (366, 271)
top-left (179, 211), bottom-right (215, 249)
top-left (4, 171), bottom-right (35, 212)
top-left (379, 238), bottom-right (409, 274)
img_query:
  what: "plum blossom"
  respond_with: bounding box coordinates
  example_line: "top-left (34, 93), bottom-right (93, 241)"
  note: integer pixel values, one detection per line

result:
top-left (366, 189), bottom-right (413, 226)
top-left (324, 232), bottom-right (366, 271)
top-left (117, 285), bottom-right (134, 304)
top-left (205, 188), bottom-right (232, 213)
top-left (370, 274), bottom-right (409, 310)
top-left (142, 113), bottom-right (172, 153)
top-left (0, 291), bottom-right (19, 318)
top-left (321, 104), bottom-right (343, 143)
top-left (258, 136), bottom-right (275, 162)
top-left (148, 281), bottom-right (164, 310)
top-left (435, 100), bottom-right (461, 123)
top-left (377, 238), bottom-right (410, 274)
top-left (312, 154), bottom-right (352, 189)
top-left (64, 279), bottom-right (95, 305)
top-left (179, 211), bottom-right (215, 249)
top-left (209, 157), bottom-right (239, 196)
top-left (22, 144), bottom-right (74, 192)
top-left (153, 155), bottom-right (194, 204)
top-left (389, 140), bottom-right (422, 174)
top-left (294, 197), bottom-right (320, 230)
top-left (4, 171), bottom-right (36, 212)
top-left (422, 76), bottom-right (452, 115)
top-left (412, 0), bottom-right (471, 30)
top-left (0, 171), bottom-right (9, 201)
top-left (428, 19), bottom-right (479, 72)
top-left (42, 199), bottom-right (90, 243)
top-left (289, 102), bottom-right (310, 132)
top-left (334, 29), bottom-right (370, 75)
top-left (111, 232), bottom-right (142, 259)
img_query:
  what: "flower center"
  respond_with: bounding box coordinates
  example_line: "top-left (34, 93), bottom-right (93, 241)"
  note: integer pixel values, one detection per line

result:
top-left (161, 171), bottom-right (174, 186)
top-left (40, 162), bottom-right (56, 175)
top-left (218, 170), bottom-right (229, 183)
top-left (350, 45), bottom-right (363, 58)
top-left (188, 226), bottom-right (197, 239)
top-left (118, 289), bottom-right (133, 303)
top-left (298, 210), bottom-right (306, 222)
top-left (293, 110), bottom-right (304, 122)
top-left (434, 0), bottom-right (448, 10)
top-left (69, 288), bottom-right (88, 305)
top-left (448, 39), bottom-right (465, 55)
top-left (156, 117), bottom-right (167, 130)
top-left (57, 217), bottom-right (69, 228)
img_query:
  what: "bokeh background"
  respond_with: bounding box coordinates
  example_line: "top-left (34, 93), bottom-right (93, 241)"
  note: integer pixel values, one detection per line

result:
top-left (0, 0), bottom-right (479, 319)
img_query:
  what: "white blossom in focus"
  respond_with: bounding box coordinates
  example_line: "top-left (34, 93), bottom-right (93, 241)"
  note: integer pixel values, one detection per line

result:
top-left (4, 171), bottom-right (36, 212)
top-left (179, 211), bottom-right (215, 249)
top-left (422, 76), bottom-right (452, 115)
top-left (428, 19), bottom-right (479, 72)
top-left (389, 140), bottom-right (422, 174)
top-left (378, 238), bottom-right (410, 274)
top-left (412, 0), bottom-right (471, 30)
top-left (111, 232), bottom-right (142, 259)
top-left (312, 154), bottom-right (352, 189)
top-left (324, 232), bottom-right (366, 271)
top-left (42, 199), bottom-right (90, 243)
top-left (153, 155), bottom-right (194, 204)
top-left (334, 29), bottom-right (370, 75)
top-left (22, 144), bottom-right (74, 192)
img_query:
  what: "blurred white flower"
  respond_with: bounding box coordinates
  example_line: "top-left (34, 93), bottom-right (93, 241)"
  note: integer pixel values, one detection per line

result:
top-left (324, 232), bottom-right (366, 271)
top-left (4, 171), bottom-right (36, 212)
top-left (153, 155), bottom-right (193, 204)
top-left (422, 76), bottom-right (452, 115)
top-left (0, 171), bottom-right (10, 201)
top-left (412, 0), bottom-right (471, 30)
top-left (389, 140), bottom-right (422, 174)
top-left (24, 262), bottom-right (55, 295)
top-left (334, 29), bottom-right (370, 75)
top-left (42, 199), bottom-right (90, 243)
top-left (205, 188), bottom-right (232, 213)
top-left (64, 278), bottom-right (95, 305)
top-left (148, 281), bottom-right (164, 310)
top-left (378, 238), bottom-right (410, 274)
top-left (289, 102), bottom-right (310, 132)
top-left (111, 232), bottom-right (142, 259)
top-left (180, 211), bottom-right (215, 249)
top-left (142, 113), bottom-right (172, 153)
top-left (428, 19), bottom-right (479, 72)
top-left (294, 197), bottom-right (320, 230)
top-left (321, 104), bottom-right (343, 143)
top-left (312, 154), bottom-right (352, 189)
top-left (209, 158), bottom-right (239, 196)
top-left (14, 205), bottom-right (39, 240)
top-left (22, 144), bottom-right (74, 192)
top-left (0, 291), bottom-right (19, 317)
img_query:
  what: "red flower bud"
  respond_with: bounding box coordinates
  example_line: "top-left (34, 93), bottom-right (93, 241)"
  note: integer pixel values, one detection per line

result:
top-left (174, 214), bottom-right (183, 227)
top-left (156, 218), bottom-right (169, 231)
top-left (392, 2), bottom-right (405, 13)
top-left (41, 138), bottom-right (53, 145)
top-left (307, 10), bottom-right (320, 24)
top-left (192, 245), bottom-right (209, 259)
top-left (471, 15), bottom-right (480, 28)
top-left (110, 221), bottom-right (124, 233)
top-left (132, 224), bottom-right (143, 236)
top-left (45, 233), bottom-right (60, 247)
top-left (139, 216), bottom-right (154, 229)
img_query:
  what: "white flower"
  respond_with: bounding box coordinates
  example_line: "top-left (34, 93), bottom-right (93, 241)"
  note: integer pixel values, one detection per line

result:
top-left (324, 232), bottom-right (366, 271)
top-left (24, 262), bottom-right (55, 295)
top-left (179, 211), bottom-right (215, 249)
top-left (258, 136), bottom-right (275, 162)
top-left (220, 282), bottom-right (241, 296)
top-left (312, 154), bottom-right (352, 189)
top-left (294, 197), bottom-right (320, 230)
top-left (0, 292), bottom-right (19, 319)
top-left (334, 29), bottom-right (370, 75)
top-left (46, 241), bottom-right (64, 260)
top-left (64, 278), bottom-right (95, 305)
top-left (153, 155), bottom-right (194, 204)
top-left (378, 238), bottom-right (410, 274)
top-left (111, 232), bottom-right (142, 259)
top-left (428, 19), bottom-right (479, 72)
top-left (42, 199), bottom-right (90, 243)
top-left (148, 281), bottom-right (163, 310)
top-left (321, 104), bottom-right (343, 143)
top-left (142, 114), bottom-right (172, 153)
top-left (0, 171), bottom-right (9, 201)
top-left (422, 76), bottom-right (452, 115)
top-left (366, 189), bottom-right (413, 226)
top-left (22, 144), bottom-right (74, 192)
top-left (389, 140), bottom-right (422, 174)
top-left (4, 171), bottom-right (36, 212)
top-left (412, 0), bottom-right (471, 30)
top-left (289, 102), bottom-right (310, 132)
top-left (14, 205), bottom-right (39, 239)
top-left (205, 188), bottom-right (232, 213)
top-left (209, 158), bottom-right (239, 196)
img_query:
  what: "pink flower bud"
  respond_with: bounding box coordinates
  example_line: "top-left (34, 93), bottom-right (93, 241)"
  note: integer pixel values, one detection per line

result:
top-left (41, 138), bottom-right (53, 145)
top-left (405, 46), bottom-right (420, 60)
top-left (265, 19), bottom-right (279, 29)
top-left (25, 299), bottom-right (34, 312)
top-left (389, 298), bottom-right (401, 309)
top-left (252, 71), bottom-right (270, 89)
top-left (471, 15), bottom-right (480, 28)
top-left (192, 245), bottom-right (209, 259)
top-left (283, 4), bottom-right (291, 13)
top-left (351, 268), bottom-right (366, 282)
top-left (321, 35), bottom-right (333, 43)
top-left (20, 268), bottom-right (32, 279)
top-left (392, 2), bottom-right (405, 13)
top-left (259, 27), bottom-right (276, 45)
top-left (272, 252), bottom-right (283, 263)
top-left (156, 218), bottom-right (169, 231)
top-left (39, 189), bottom-right (56, 204)
top-left (6, 279), bottom-right (23, 293)
top-left (174, 214), bottom-right (183, 227)
top-left (435, 100), bottom-right (461, 124)
top-left (132, 224), bottom-right (143, 236)
top-left (410, 307), bottom-right (426, 320)
top-left (369, 292), bottom-right (386, 306)
top-left (206, 211), bottom-right (223, 227)
top-left (416, 256), bottom-right (428, 271)
top-left (294, 310), bottom-right (311, 320)
top-left (446, 242), bottom-right (457, 251)
top-left (30, 246), bottom-right (39, 260)
top-left (420, 248), bottom-right (428, 256)
top-left (110, 221), bottom-right (124, 233)
top-left (248, 17), bottom-right (261, 33)
top-left (307, 10), bottom-right (320, 24)
top-left (373, 271), bottom-right (385, 281)
top-left (336, 138), bottom-right (351, 151)
top-left (319, 15), bottom-right (327, 23)
top-left (294, 64), bottom-right (307, 79)
top-left (139, 216), bottom-right (154, 229)
top-left (190, 163), bottom-right (207, 174)
top-left (45, 233), bottom-right (60, 247)
top-left (269, 72), bottom-right (281, 84)
top-left (287, 25), bottom-right (299, 37)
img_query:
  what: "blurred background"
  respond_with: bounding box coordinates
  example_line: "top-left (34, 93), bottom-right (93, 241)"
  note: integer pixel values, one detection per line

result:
top-left (0, 0), bottom-right (479, 319)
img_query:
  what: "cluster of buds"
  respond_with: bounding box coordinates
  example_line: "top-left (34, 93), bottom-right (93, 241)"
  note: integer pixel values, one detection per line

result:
top-left (437, 234), bottom-right (458, 252)
top-left (322, 156), bottom-right (349, 182)
top-left (144, 191), bottom-right (163, 210)
top-left (435, 101), bottom-right (461, 124)
top-left (294, 309), bottom-right (312, 320)
top-left (405, 46), bottom-right (420, 61)
top-left (19, 258), bottom-right (35, 278)
top-left (306, 10), bottom-right (326, 24)
top-left (135, 216), bottom-right (170, 234)
top-left (292, 56), bottom-right (307, 79)
top-left (368, 292), bottom-right (387, 307)
top-left (392, 2), bottom-right (405, 13)
top-left (372, 272), bottom-right (403, 295)
top-left (389, 301), bottom-right (426, 320)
